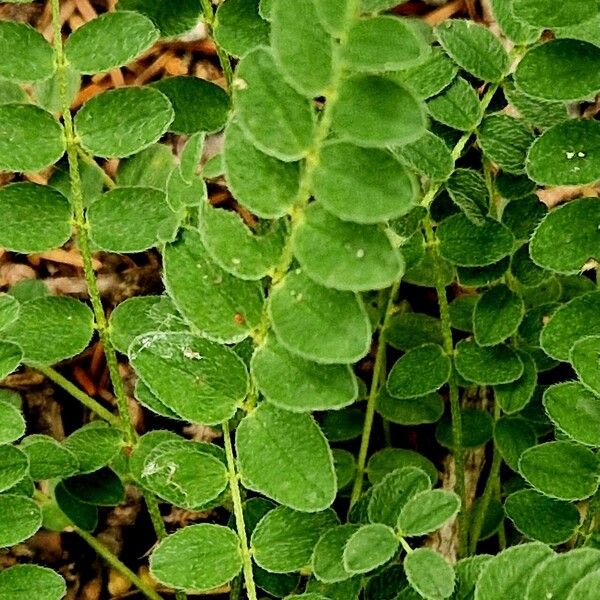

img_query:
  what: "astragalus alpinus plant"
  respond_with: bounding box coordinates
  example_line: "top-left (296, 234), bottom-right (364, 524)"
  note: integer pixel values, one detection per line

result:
top-left (1, 0), bottom-right (600, 598)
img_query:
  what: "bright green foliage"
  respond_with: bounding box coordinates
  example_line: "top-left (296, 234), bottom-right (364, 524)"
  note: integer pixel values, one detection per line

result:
top-left (63, 423), bottom-right (122, 474)
top-left (63, 468), bottom-right (124, 506)
top-left (494, 416), bottom-right (536, 472)
top-left (153, 76), bottom-right (230, 134)
top-left (571, 335), bottom-right (600, 394)
top-left (65, 12), bottom-right (158, 74)
top-left (0, 398), bottom-right (25, 444)
top-left (519, 441), bottom-right (600, 500)
top-left (118, 0), bottom-right (202, 37)
top-left (473, 284), bottom-right (524, 346)
top-left (387, 343), bottom-right (451, 399)
top-left (437, 409), bottom-right (494, 450)
top-left (377, 389), bottom-right (444, 426)
top-left (251, 336), bottom-right (358, 412)
top-left (436, 20), bottom-right (509, 82)
top-left (0, 105), bottom-right (65, 172)
top-left (489, 0), bottom-right (541, 45)
top-left (477, 115), bottom-right (534, 173)
top-left (504, 489), bottom-right (580, 544)
top-left (454, 339), bottom-right (523, 385)
top-left (20, 435), bottom-right (79, 480)
top-left (342, 524), bottom-right (398, 574)
top-left (0, 341), bottom-right (22, 381)
top-left (3, 296), bottom-right (94, 366)
top-left (312, 524), bottom-right (359, 583)
top-left (130, 331), bottom-right (248, 424)
top-left (150, 524), bottom-right (243, 592)
top-left (397, 131), bottom-right (454, 182)
top-left (269, 270), bottom-right (371, 364)
top-left (0, 445), bottom-right (28, 493)
top-left (543, 382), bottom-right (600, 446)
top-left (0, 495), bottom-right (42, 547)
top-left (569, 571), bottom-right (600, 600)
top-left (214, 0), bottom-right (270, 57)
top-left (0, 565), bottom-right (66, 600)
top-left (313, 142), bottom-right (416, 223)
top-left (0, 21), bottom-right (55, 81)
top-left (494, 350), bottom-right (537, 413)
top-left (292, 204), bottom-right (404, 291)
top-left (251, 506), bottom-right (338, 573)
top-left (426, 77), bottom-right (481, 131)
top-left (54, 481), bottom-right (98, 531)
top-left (163, 229), bottom-right (264, 343)
top-left (367, 448), bottom-right (438, 485)
top-left (404, 548), bottom-right (455, 600)
top-left (387, 312), bottom-right (443, 351)
top-left (75, 87), bottom-right (174, 158)
top-left (512, 0), bottom-right (599, 27)
top-left (0, 81), bottom-right (27, 104)
top-left (236, 402), bottom-right (336, 511)
top-left (396, 46), bottom-right (457, 99)
top-left (474, 543), bottom-right (554, 600)
top-left (398, 489), bottom-right (460, 537)
top-left (116, 143), bottom-right (176, 190)
top-left (445, 169), bottom-right (488, 225)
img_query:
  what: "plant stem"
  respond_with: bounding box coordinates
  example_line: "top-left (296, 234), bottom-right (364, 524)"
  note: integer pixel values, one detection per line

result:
top-left (199, 0), bottom-right (234, 89)
top-left (222, 421), bottom-right (258, 600)
top-left (349, 280), bottom-right (400, 507)
top-left (76, 146), bottom-right (116, 189)
top-left (76, 528), bottom-right (164, 600)
top-left (35, 365), bottom-right (122, 428)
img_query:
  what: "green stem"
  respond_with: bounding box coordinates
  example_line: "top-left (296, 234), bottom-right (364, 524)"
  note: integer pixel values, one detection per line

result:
top-left (35, 365), bottom-right (122, 429)
top-left (76, 146), bottom-right (116, 189)
top-left (398, 536), bottom-right (413, 555)
top-left (199, 0), bottom-right (234, 89)
top-left (223, 421), bottom-right (258, 600)
top-left (349, 280), bottom-right (400, 507)
top-left (76, 528), bottom-right (164, 600)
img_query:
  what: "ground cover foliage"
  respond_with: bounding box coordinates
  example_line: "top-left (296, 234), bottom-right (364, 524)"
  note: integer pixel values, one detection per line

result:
top-left (1, 0), bottom-right (600, 598)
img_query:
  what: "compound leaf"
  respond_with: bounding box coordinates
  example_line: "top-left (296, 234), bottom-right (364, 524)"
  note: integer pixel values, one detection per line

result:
top-left (236, 402), bottom-right (336, 512)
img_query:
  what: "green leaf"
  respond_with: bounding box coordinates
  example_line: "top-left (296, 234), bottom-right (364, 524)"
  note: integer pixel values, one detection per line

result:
top-left (543, 382), bottom-right (600, 446)
top-left (0, 80), bottom-right (28, 105)
top-left (344, 15), bottom-right (427, 73)
top-left (387, 344), bottom-right (451, 399)
top-left (74, 87), bottom-right (174, 158)
top-left (387, 312), bottom-right (443, 351)
top-left (65, 11), bottom-right (158, 74)
top-left (199, 204), bottom-right (286, 280)
top-left (269, 270), bottom-right (371, 364)
top-left (526, 548), bottom-right (600, 600)
top-left (109, 295), bottom-right (185, 355)
top-left (153, 76), bottom-right (230, 134)
top-left (135, 380), bottom-right (180, 419)
top-left (473, 284), bottom-right (524, 346)
top-left (54, 481), bottom-right (98, 530)
top-left (540, 291), bottom-right (600, 360)
top-left (292, 204), bottom-right (404, 292)
top-left (233, 47), bottom-right (315, 161)
top-left (0, 445), bottom-right (28, 493)
top-left (405, 548), bottom-right (455, 600)
top-left (568, 569), bottom-right (600, 599)
top-left (236, 402), bottom-right (336, 512)
top-left (398, 489), bottom-right (460, 537)
top-left (397, 131), bottom-right (454, 183)
top-left (446, 169), bottom-right (488, 225)
top-left (118, 0), bottom-right (202, 37)
top-left (493, 417), bottom-right (537, 472)
top-left (332, 74), bottom-right (426, 147)
top-left (0, 183), bottom-right (71, 253)
top-left (179, 132), bottom-right (204, 183)
top-left (502, 194), bottom-right (547, 243)
top-left (426, 77), bottom-right (481, 132)
top-left (494, 350), bottom-right (537, 414)
top-left (0, 565), bottom-right (66, 600)
top-left (436, 20), bottom-right (509, 82)
top-left (163, 229), bottom-right (264, 343)
top-left (63, 468), bottom-right (124, 507)
top-left (271, 0), bottom-right (333, 97)
top-left (362, 0), bottom-right (408, 11)
top-left (519, 441), bottom-right (600, 500)
top-left (312, 524), bottom-right (359, 583)
top-left (504, 489), bottom-right (580, 545)
top-left (0, 341), bottom-right (22, 381)
top-left (531, 198), bottom-right (600, 277)
top-left (474, 542), bottom-right (553, 600)
top-left (477, 114), bottom-right (534, 173)
top-left (437, 214), bottom-right (514, 267)
top-left (116, 143), bottom-right (176, 190)
top-left (367, 448), bottom-right (438, 486)
top-left (377, 389), bottom-right (444, 426)
top-left (512, 0), bottom-right (599, 27)
top-left (0, 398), bottom-right (25, 444)
top-left (4, 296), bottom-right (94, 366)
top-left (571, 335), bottom-right (600, 395)
top-left (150, 524), bottom-right (242, 592)
top-left (251, 335), bottom-right (357, 412)
top-left (454, 339), bottom-right (524, 385)
top-left (313, 142), bottom-right (417, 223)
top-left (252, 506), bottom-right (338, 573)
top-left (0, 21), bottom-right (54, 81)
top-left (63, 422), bottom-right (122, 474)
top-left (130, 331), bottom-right (248, 425)
top-left (333, 449), bottom-right (356, 490)
top-left (504, 80), bottom-right (568, 131)
top-left (395, 47), bottom-right (458, 100)
top-left (88, 187), bottom-right (174, 253)
top-left (0, 495), bottom-right (42, 548)
top-left (488, 0), bottom-right (541, 45)
top-left (20, 435), bottom-right (79, 480)
top-left (214, 0), bottom-right (270, 57)
top-left (436, 409), bottom-right (494, 450)
top-left (510, 244), bottom-right (548, 288)
top-left (141, 439), bottom-right (228, 509)
top-left (343, 524), bottom-right (398, 574)
top-left (165, 166), bottom-right (205, 213)
top-left (0, 105), bottom-right (65, 172)
top-left (516, 40), bottom-right (600, 102)
top-left (527, 121), bottom-right (600, 186)
top-left (367, 467), bottom-right (431, 528)
top-left (223, 120), bottom-right (299, 219)
top-left (128, 430), bottom-right (180, 483)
